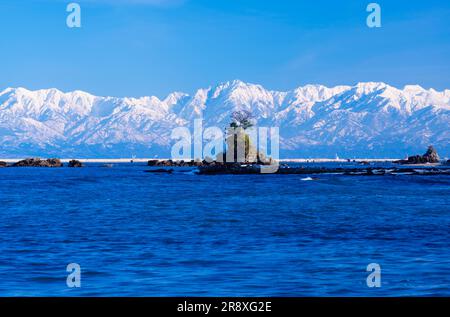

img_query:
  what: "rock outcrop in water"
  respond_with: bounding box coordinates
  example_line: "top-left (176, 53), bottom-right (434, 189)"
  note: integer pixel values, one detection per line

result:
top-left (12, 158), bottom-right (63, 167)
top-left (68, 160), bottom-right (83, 167)
top-left (197, 165), bottom-right (450, 176)
top-left (145, 168), bottom-right (174, 174)
top-left (148, 111), bottom-right (276, 168)
top-left (147, 157), bottom-right (274, 168)
top-left (0, 161), bottom-right (7, 168)
top-left (397, 146), bottom-right (441, 164)
top-left (148, 159), bottom-right (206, 167)
top-left (423, 146), bottom-right (440, 163)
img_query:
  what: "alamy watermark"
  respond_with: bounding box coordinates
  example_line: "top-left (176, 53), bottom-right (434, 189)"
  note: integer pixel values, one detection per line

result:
top-left (66, 3), bottom-right (81, 28)
top-left (366, 3), bottom-right (381, 28)
top-left (366, 263), bottom-right (381, 287)
top-left (66, 263), bottom-right (81, 288)
top-left (64, 3), bottom-right (381, 29)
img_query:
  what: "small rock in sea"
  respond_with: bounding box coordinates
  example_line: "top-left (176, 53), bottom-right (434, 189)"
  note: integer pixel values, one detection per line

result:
top-left (422, 145), bottom-right (440, 163)
top-left (162, 160), bottom-right (173, 167)
top-left (397, 145), bottom-right (441, 164)
top-left (68, 160), bottom-right (83, 168)
top-left (12, 158), bottom-right (63, 167)
top-left (145, 169), bottom-right (174, 174)
top-left (0, 161), bottom-right (8, 168)
top-left (147, 159), bottom-right (159, 166)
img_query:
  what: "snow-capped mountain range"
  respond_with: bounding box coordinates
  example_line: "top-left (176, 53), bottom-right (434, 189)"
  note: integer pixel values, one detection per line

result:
top-left (0, 80), bottom-right (449, 158)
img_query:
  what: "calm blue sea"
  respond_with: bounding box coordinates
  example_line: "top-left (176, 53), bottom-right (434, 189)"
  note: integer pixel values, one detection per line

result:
top-left (0, 163), bottom-right (449, 296)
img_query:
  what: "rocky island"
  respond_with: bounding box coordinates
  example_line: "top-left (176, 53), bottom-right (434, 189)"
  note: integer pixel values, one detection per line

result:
top-left (145, 112), bottom-right (450, 176)
top-left (147, 144), bottom-right (450, 177)
top-left (395, 146), bottom-right (441, 164)
top-left (12, 158), bottom-right (63, 167)
top-left (68, 160), bottom-right (83, 168)
top-left (0, 158), bottom-right (84, 168)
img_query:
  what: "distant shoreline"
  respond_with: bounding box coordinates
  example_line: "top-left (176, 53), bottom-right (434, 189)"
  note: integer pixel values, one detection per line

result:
top-left (0, 158), bottom-right (401, 163)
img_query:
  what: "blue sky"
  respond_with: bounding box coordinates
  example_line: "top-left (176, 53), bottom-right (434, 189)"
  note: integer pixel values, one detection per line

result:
top-left (0, 0), bottom-right (449, 98)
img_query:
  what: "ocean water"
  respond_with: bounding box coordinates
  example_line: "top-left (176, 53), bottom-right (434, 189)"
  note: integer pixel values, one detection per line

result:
top-left (0, 163), bottom-right (449, 296)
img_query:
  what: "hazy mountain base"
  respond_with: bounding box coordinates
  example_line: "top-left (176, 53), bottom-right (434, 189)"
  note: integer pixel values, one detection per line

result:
top-left (1, 142), bottom-right (448, 159)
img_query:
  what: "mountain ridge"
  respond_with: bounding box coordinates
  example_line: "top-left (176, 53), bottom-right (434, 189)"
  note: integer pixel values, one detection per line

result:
top-left (0, 80), bottom-right (449, 158)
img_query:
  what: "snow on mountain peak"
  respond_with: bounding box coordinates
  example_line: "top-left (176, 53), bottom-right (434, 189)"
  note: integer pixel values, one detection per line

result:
top-left (353, 82), bottom-right (389, 95)
top-left (403, 84), bottom-right (426, 93)
top-left (0, 81), bottom-right (449, 158)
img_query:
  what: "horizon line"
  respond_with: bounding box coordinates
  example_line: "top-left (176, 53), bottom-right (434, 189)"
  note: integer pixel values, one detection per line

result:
top-left (2, 80), bottom-right (449, 101)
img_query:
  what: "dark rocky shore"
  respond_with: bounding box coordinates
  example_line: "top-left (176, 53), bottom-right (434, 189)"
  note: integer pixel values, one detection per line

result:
top-left (1, 145), bottom-right (448, 176)
top-left (145, 159), bottom-right (450, 176)
top-left (148, 159), bottom-right (209, 167)
top-left (147, 156), bottom-right (275, 168)
top-left (146, 145), bottom-right (450, 176)
top-left (196, 164), bottom-right (450, 176)
top-left (0, 158), bottom-right (83, 168)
